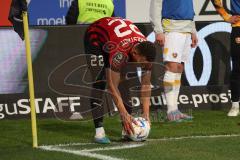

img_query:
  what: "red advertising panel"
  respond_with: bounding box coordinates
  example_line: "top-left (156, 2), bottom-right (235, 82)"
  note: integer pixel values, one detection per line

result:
top-left (0, 0), bottom-right (12, 26)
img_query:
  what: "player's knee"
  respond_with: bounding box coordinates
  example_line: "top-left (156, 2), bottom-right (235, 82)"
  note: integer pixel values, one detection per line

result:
top-left (177, 64), bottom-right (184, 73)
top-left (165, 62), bottom-right (178, 73)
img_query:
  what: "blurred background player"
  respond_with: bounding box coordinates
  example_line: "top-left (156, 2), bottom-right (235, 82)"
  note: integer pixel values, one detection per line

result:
top-left (84, 17), bottom-right (156, 143)
top-left (211, 0), bottom-right (240, 117)
top-left (150, 0), bottom-right (198, 122)
top-left (65, 0), bottom-right (114, 25)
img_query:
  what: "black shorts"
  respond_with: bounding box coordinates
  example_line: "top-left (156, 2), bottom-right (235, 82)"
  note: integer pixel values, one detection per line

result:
top-left (84, 28), bottom-right (110, 69)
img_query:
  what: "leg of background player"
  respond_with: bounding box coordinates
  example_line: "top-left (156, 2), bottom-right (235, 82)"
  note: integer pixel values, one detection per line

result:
top-left (163, 69), bottom-right (177, 114)
top-left (228, 27), bottom-right (240, 117)
top-left (163, 33), bottom-right (192, 121)
top-left (164, 63), bottom-right (192, 122)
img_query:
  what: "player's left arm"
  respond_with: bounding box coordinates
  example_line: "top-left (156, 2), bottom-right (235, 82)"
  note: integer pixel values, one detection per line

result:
top-left (140, 70), bottom-right (152, 123)
top-left (107, 69), bottom-right (136, 135)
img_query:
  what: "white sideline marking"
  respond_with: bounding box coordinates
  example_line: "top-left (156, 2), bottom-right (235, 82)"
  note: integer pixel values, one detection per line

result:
top-left (39, 134), bottom-right (240, 160)
top-left (148, 134), bottom-right (240, 142)
top-left (82, 144), bottom-right (144, 152)
top-left (39, 143), bottom-right (144, 160)
top-left (41, 142), bottom-right (94, 147)
top-left (40, 146), bottom-right (124, 160)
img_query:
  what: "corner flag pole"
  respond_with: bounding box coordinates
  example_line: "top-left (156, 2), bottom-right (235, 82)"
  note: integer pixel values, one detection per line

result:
top-left (22, 11), bottom-right (38, 148)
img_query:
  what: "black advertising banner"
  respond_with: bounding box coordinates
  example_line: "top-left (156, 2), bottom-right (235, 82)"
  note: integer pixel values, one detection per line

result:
top-left (0, 22), bottom-right (232, 120)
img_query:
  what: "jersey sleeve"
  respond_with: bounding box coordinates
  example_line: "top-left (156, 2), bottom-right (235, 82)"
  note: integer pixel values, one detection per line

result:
top-left (110, 51), bottom-right (128, 72)
top-left (211, 0), bottom-right (231, 21)
top-left (150, 0), bottom-right (164, 34)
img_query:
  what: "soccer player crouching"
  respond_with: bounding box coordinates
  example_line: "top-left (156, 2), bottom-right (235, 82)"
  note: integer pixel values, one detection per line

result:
top-left (84, 17), bottom-right (156, 143)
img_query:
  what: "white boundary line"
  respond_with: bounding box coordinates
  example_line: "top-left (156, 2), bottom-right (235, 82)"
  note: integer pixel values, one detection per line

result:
top-left (39, 134), bottom-right (240, 160)
top-left (40, 146), bottom-right (125, 160)
top-left (40, 142), bottom-right (94, 147)
top-left (148, 134), bottom-right (240, 142)
top-left (82, 144), bottom-right (144, 152)
top-left (39, 143), bottom-right (144, 160)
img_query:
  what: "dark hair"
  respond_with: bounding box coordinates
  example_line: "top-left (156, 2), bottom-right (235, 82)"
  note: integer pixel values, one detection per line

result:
top-left (135, 41), bottom-right (156, 62)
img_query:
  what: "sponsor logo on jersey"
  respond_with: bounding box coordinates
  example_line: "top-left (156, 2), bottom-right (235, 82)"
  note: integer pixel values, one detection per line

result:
top-left (113, 52), bottom-right (124, 64)
top-left (111, 52), bottom-right (128, 72)
top-left (172, 53), bottom-right (178, 58)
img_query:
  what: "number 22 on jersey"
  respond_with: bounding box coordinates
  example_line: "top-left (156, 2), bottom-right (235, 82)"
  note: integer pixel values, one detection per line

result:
top-left (108, 19), bottom-right (144, 38)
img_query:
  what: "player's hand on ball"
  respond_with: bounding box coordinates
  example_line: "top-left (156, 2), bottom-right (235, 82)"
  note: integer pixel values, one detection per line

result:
top-left (142, 113), bottom-right (151, 126)
top-left (121, 113), bottom-right (137, 135)
top-left (126, 117), bottom-right (151, 142)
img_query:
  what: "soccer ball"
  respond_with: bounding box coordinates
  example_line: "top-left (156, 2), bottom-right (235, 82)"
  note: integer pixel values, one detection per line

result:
top-left (126, 117), bottom-right (150, 142)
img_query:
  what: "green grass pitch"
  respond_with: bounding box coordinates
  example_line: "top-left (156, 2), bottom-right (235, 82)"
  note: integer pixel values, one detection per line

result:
top-left (1, 110), bottom-right (240, 160)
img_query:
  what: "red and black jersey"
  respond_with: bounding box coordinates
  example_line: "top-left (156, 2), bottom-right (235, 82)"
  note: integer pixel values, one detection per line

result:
top-left (85, 17), bottom-right (146, 72)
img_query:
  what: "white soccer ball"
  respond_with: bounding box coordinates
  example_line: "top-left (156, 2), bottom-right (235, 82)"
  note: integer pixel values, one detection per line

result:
top-left (127, 117), bottom-right (150, 142)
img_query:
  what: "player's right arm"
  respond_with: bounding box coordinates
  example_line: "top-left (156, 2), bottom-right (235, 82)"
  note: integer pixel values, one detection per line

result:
top-left (150, 0), bottom-right (165, 46)
top-left (211, 0), bottom-right (239, 24)
top-left (107, 69), bottom-right (135, 135)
